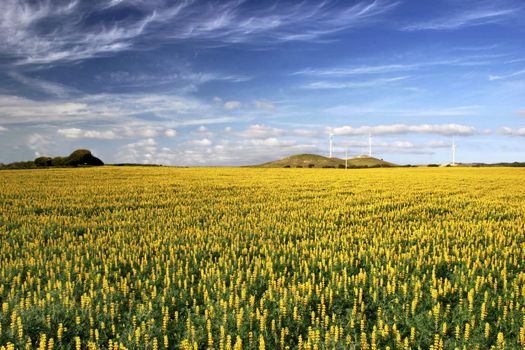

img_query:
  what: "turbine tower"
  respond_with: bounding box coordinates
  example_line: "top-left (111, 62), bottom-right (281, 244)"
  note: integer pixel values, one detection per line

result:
top-left (329, 133), bottom-right (334, 158)
top-left (452, 137), bottom-right (456, 166)
top-left (345, 148), bottom-right (348, 169)
top-left (368, 131), bottom-right (372, 157)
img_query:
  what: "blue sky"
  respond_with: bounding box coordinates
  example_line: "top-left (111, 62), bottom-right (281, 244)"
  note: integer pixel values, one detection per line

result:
top-left (0, 0), bottom-right (524, 165)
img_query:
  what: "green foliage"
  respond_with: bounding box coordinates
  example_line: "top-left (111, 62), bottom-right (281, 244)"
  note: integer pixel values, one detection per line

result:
top-left (65, 149), bottom-right (103, 166)
top-left (51, 156), bottom-right (67, 166)
top-left (0, 149), bottom-right (103, 169)
top-left (34, 157), bottom-right (53, 167)
top-left (0, 161), bottom-right (37, 169)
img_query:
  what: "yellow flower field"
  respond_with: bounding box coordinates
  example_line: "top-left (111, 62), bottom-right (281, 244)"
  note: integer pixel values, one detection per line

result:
top-left (1, 167), bottom-right (524, 349)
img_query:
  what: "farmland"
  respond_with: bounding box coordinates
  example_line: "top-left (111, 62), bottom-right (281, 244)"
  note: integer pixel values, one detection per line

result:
top-left (1, 167), bottom-right (524, 350)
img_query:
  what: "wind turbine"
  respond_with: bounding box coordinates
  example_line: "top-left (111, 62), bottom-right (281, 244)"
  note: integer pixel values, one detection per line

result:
top-left (452, 137), bottom-right (456, 166)
top-left (329, 133), bottom-right (334, 158)
top-left (368, 130), bottom-right (372, 157)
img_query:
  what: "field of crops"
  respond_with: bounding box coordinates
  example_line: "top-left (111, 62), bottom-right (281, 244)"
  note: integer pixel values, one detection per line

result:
top-left (1, 167), bottom-right (524, 350)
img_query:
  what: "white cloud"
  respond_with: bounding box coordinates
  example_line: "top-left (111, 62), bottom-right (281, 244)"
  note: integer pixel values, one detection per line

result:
top-left (58, 128), bottom-right (117, 140)
top-left (247, 138), bottom-right (296, 147)
top-left (489, 67), bottom-right (525, 81)
top-left (8, 72), bottom-right (75, 98)
top-left (166, 0), bottom-right (399, 44)
top-left (333, 139), bottom-right (451, 156)
top-left (0, 126), bottom-right (7, 133)
top-left (403, 7), bottom-right (519, 31)
top-left (0, 95), bottom-right (89, 124)
top-left (164, 129), bottom-right (177, 137)
top-left (294, 64), bottom-right (415, 76)
top-left (290, 129), bottom-right (322, 138)
top-left (390, 141), bottom-right (415, 149)
top-left (97, 70), bottom-right (250, 88)
top-left (56, 125), bottom-right (178, 140)
top-left (326, 104), bottom-right (481, 118)
top-left (224, 101), bottom-right (242, 110)
top-left (192, 138), bottom-right (212, 146)
top-left (27, 133), bottom-right (53, 156)
top-left (427, 140), bottom-right (450, 148)
top-left (293, 56), bottom-right (502, 78)
top-left (136, 126), bottom-right (159, 138)
top-left (254, 100), bottom-right (276, 112)
top-left (237, 124), bottom-right (284, 139)
top-left (500, 127), bottom-right (525, 136)
top-left (0, 0), bottom-right (156, 66)
top-left (331, 123), bottom-right (478, 136)
top-left (117, 138), bottom-right (159, 164)
top-left (302, 76), bottom-right (408, 89)
top-left (0, 93), bottom-right (214, 126)
top-left (0, 0), bottom-right (398, 67)
top-left (192, 126), bottom-right (214, 138)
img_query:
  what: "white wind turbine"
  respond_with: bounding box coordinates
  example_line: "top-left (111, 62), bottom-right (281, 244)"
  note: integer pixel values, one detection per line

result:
top-left (452, 137), bottom-right (457, 166)
top-left (368, 130), bottom-right (372, 157)
top-left (329, 133), bottom-right (334, 158)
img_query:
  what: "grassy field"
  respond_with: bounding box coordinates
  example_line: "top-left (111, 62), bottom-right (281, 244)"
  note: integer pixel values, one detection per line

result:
top-left (1, 167), bottom-right (524, 350)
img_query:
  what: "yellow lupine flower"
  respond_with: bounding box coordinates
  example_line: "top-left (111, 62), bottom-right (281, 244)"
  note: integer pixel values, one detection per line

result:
top-left (0, 167), bottom-right (524, 349)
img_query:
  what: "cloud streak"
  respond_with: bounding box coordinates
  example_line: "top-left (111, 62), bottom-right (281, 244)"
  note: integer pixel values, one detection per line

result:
top-left (0, 93), bottom-right (211, 125)
top-left (500, 127), bottom-right (525, 136)
top-left (302, 76), bottom-right (408, 89)
top-left (326, 104), bottom-right (481, 118)
top-left (402, 6), bottom-right (520, 31)
top-left (8, 72), bottom-right (77, 97)
top-left (0, 0), bottom-right (399, 67)
top-left (489, 67), bottom-right (525, 81)
top-left (331, 123), bottom-right (478, 136)
top-left (58, 128), bottom-right (117, 140)
top-left (293, 55), bottom-right (506, 78)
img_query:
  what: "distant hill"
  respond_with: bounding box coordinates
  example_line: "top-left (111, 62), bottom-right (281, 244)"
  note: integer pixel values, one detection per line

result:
top-left (0, 149), bottom-right (103, 170)
top-left (253, 154), bottom-right (397, 168)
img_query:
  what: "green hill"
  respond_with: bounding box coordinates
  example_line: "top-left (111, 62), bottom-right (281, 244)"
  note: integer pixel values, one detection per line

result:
top-left (254, 154), bottom-right (397, 168)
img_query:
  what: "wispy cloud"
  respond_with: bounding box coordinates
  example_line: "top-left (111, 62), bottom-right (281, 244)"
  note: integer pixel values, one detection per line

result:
top-left (0, 93), bottom-right (211, 125)
top-left (402, 6), bottom-right (520, 31)
top-left (294, 64), bottom-right (414, 76)
top-left (27, 132), bottom-right (53, 156)
top-left (302, 76), bottom-right (408, 89)
top-left (489, 67), bottom-right (525, 81)
top-left (224, 101), bottom-right (242, 110)
top-left (0, 0), bottom-right (399, 67)
top-left (57, 128), bottom-right (118, 140)
top-left (499, 126), bottom-right (525, 136)
top-left (254, 100), bottom-right (276, 113)
top-left (0, 0), bottom-right (157, 66)
top-left (96, 70), bottom-right (251, 89)
top-left (117, 138), bottom-right (160, 164)
top-left (0, 125), bottom-right (7, 133)
top-left (326, 104), bottom-right (481, 118)
top-left (330, 123), bottom-right (478, 136)
top-left (8, 72), bottom-right (77, 97)
top-left (237, 124), bottom-right (284, 139)
top-left (293, 56), bottom-right (503, 77)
